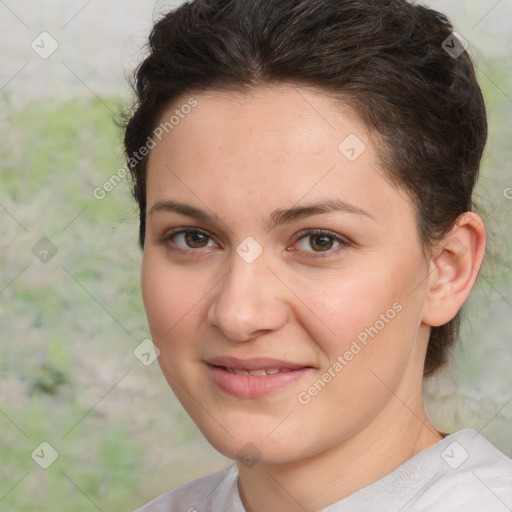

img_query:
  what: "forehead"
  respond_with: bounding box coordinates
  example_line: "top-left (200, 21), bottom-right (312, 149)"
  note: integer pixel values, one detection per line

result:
top-left (155, 85), bottom-right (367, 164)
top-left (145, 84), bottom-right (413, 228)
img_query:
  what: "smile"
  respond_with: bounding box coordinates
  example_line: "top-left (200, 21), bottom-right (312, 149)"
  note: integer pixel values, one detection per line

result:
top-left (205, 357), bottom-right (314, 398)
top-left (222, 367), bottom-right (294, 376)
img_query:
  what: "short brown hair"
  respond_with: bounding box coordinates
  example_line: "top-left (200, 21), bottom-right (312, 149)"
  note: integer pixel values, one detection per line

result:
top-left (124, 0), bottom-right (487, 375)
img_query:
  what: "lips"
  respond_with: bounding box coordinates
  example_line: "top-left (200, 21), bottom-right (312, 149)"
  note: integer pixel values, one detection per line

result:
top-left (205, 355), bottom-right (314, 398)
top-left (205, 355), bottom-right (307, 372)
top-left (223, 367), bottom-right (292, 376)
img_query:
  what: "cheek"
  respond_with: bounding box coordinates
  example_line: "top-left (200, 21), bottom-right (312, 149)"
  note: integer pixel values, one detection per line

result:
top-left (306, 266), bottom-right (399, 335)
top-left (141, 253), bottom-right (201, 343)
top-left (305, 259), bottom-right (424, 366)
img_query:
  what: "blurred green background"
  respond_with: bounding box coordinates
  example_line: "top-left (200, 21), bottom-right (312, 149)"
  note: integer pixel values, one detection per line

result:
top-left (1, 1), bottom-right (511, 511)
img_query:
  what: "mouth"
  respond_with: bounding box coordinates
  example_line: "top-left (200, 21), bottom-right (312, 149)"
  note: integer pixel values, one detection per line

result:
top-left (205, 356), bottom-right (314, 398)
top-left (218, 366), bottom-right (296, 376)
top-left (205, 355), bottom-right (310, 371)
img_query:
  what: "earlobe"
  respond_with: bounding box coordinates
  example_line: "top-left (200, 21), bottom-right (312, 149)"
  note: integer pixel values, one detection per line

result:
top-left (422, 212), bottom-right (486, 327)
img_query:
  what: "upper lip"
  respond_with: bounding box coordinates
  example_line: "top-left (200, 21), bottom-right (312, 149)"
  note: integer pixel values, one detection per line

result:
top-left (205, 355), bottom-right (310, 371)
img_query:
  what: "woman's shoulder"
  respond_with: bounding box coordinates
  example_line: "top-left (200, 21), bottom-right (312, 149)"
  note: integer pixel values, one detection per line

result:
top-left (324, 429), bottom-right (512, 512)
top-left (415, 428), bottom-right (512, 509)
top-left (132, 464), bottom-right (243, 512)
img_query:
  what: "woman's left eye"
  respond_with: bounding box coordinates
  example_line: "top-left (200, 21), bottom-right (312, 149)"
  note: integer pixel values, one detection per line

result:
top-left (293, 230), bottom-right (349, 253)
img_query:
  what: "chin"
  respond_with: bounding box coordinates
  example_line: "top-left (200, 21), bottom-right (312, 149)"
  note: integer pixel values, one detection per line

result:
top-left (191, 415), bottom-right (300, 465)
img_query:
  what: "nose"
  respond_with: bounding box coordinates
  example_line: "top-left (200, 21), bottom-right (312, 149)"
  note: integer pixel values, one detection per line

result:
top-left (207, 251), bottom-right (289, 342)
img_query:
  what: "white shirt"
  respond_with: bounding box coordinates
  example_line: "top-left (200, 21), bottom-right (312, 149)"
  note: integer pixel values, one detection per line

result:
top-left (134, 429), bottom-right (512, 511)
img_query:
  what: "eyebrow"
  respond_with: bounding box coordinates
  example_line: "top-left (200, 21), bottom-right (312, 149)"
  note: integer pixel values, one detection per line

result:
top-left (148, 198), bottom-right (375, 229)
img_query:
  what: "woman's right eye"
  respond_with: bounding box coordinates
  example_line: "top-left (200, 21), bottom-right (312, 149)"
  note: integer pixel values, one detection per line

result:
top-left (161, 229), bottom-right (218, 250)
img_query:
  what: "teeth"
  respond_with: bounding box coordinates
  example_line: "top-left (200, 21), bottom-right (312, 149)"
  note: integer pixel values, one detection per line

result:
top-left (225, 367), bottom-right (284, 376)
top-left (248, 369), bottom-right (267, 376)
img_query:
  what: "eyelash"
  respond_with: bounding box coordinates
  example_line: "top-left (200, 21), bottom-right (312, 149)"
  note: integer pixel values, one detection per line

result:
top-left (159, 227), bottom-right (351, 257)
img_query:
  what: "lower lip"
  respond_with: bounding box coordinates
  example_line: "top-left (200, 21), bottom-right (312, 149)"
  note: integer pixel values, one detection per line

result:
top-left (207, 365), bottom-right (313, 398)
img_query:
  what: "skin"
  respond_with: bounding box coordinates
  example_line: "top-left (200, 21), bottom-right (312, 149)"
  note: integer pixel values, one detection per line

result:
top-left (141, 84), bottom-right (486, 511)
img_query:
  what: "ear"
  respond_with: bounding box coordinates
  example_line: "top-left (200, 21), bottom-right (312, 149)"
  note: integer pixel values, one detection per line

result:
top-left (422, 212), bottom-right (486, 327)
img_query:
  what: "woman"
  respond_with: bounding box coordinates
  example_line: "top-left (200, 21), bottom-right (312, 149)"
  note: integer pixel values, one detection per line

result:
top-left (125, 0), bottom-right (512, 510)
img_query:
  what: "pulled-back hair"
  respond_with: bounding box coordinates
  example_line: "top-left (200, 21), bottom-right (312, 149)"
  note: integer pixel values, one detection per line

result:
top-left (124, 0), bottom-right (487, 375)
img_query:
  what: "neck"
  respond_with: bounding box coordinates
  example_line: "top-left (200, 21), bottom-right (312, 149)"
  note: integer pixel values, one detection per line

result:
top-left (237, 400), bottom-right (443, 512)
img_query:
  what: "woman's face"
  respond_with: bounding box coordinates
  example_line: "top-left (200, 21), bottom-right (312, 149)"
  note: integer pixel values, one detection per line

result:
top-left (142, 85), bottom-right (433, 464)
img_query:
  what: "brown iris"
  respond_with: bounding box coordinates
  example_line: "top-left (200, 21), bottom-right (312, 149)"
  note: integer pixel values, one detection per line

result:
top-left (185, 231), bottom-right (209, 248)
top-left (309, 234), bottom-right (334, 251)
